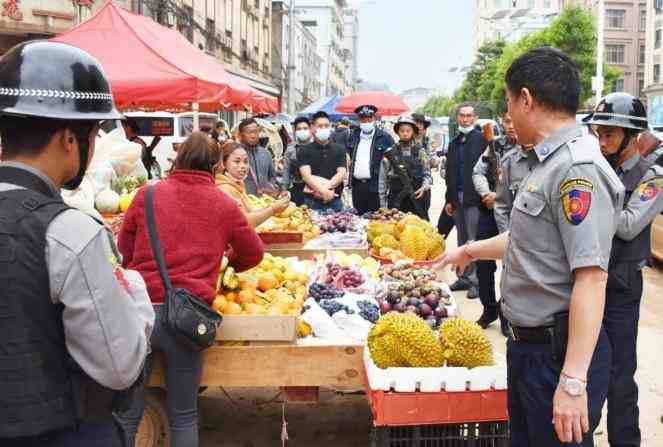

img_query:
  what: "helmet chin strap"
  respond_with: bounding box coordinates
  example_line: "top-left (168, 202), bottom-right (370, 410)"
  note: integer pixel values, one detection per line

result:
top-left (606, 130), bottom-right (635, 169)
top-left (62, 123), bottom-right (96, 191)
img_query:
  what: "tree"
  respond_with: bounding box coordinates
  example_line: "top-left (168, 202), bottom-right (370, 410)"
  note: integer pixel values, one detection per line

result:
top-left (488, 7), bottom-right (620, 113)
top-left (455, 40), bottom-right (506, 105)
top-left (418, 95), bottom-right (457, 117)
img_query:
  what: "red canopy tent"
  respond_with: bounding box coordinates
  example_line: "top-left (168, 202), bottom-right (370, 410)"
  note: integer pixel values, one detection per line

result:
top-left (335, 91), bottom-right (409, 116)
top-left (52, 1), bottom-right (277, 113)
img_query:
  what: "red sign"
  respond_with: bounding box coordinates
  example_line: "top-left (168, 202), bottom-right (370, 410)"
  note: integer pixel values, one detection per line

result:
top-left (2, 0), bottom-right (23, 21)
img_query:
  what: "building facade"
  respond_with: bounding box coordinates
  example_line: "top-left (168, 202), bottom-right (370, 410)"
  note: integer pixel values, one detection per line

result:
top-left (644, 0), bottom-right (663, 127)
top-left (473, 0), bottom-right (562, 51)
top-left (0, 0), bottom-right (104, 54)
top-left (342, 7), bottom-right (359, 93)
top-left (294, 0), bottom-right (349, 97)
top-left (271, 0), bottom-right (322, 112)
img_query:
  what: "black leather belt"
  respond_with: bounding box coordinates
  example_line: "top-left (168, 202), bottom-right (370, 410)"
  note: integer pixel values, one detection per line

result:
top-left (507, 324), bottom-right (555, 344)
top-left (353, 178), bottom-right (370, 184)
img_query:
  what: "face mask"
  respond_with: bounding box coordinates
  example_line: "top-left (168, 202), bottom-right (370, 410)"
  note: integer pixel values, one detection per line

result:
top-left (316, 128), bottom-right (331, 142)
top-left (458, 125), bottom-right (474, 135)
top-left (360, 122), bottom-right (375, 134)
top-left (218, 134), bottom-right (227, 143)
top-left (295, 129), bottom-right (310, 142)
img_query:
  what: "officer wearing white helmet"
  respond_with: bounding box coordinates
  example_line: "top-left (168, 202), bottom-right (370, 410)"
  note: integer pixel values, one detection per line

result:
top-left (585, 92), bottom-right (663, 447)
top-left (0, 41), bottom-right (154, 446)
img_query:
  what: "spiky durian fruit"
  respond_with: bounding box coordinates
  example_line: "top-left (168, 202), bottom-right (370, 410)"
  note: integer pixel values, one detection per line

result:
top-left (368, 312), bottom-right (445, 368)
top-left (399, 225), bottom-right (429, 261)
top-left (439, 319), bottom-right (494, 368)
top-left (426, 233), bottom-right (446, 260)
top-left (373, 234), bottom-right (400, 251)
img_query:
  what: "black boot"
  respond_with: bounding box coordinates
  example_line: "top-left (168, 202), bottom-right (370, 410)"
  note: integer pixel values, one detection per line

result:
top-left (476, 308), bottom-right (498, 329)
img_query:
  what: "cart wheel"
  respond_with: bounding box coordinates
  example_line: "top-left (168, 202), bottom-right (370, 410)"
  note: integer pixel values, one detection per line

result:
top-left (136, 389), bottom-right (170, 447)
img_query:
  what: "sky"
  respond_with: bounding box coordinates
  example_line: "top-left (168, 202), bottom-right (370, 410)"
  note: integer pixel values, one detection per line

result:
top-left (354, 0), bottom-right (475, 94)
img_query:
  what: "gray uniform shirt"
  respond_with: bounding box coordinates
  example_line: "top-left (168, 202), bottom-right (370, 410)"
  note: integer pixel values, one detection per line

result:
top-left (500, 125), bottom-right (624, 327)
top-left (615, 154), bottom-right (663, 241)
top-left (0, 162), bottom-right (154, 390)
top-left (494, 146), bottom-right (533, 233)
top-left (244, 144), bottom-right (277, 196)
top-left (378, 143), bottom-right (433, 208)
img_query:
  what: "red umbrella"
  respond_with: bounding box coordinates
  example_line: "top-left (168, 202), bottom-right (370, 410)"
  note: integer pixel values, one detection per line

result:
top-left (335, 91), bottom-right (410, 116)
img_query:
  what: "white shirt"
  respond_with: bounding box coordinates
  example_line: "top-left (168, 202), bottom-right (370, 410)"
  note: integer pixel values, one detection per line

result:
top-left (354, 130), bottom-right (374, 179)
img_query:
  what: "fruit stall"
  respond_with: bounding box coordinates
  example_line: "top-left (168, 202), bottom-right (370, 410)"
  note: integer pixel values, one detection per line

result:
top-left (80, 154), bottom-right (509, 447)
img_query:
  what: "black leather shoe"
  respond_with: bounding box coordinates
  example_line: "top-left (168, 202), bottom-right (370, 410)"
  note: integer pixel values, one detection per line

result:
top-left (450, 278), bottom-right (471, 291)
top-left (476, 312), bottom-right (498, 329)
top-left (467, 285), bottom-right (479, 299)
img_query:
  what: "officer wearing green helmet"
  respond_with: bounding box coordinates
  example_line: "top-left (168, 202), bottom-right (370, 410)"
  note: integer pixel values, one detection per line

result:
top-left (585, 92), bottom-right (663, 447)
top-left (0, 41), bottom-right (154, 446)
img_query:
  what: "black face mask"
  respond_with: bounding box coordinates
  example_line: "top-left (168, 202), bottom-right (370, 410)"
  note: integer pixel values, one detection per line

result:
top-left (62, 122), bottom-right (96, 191)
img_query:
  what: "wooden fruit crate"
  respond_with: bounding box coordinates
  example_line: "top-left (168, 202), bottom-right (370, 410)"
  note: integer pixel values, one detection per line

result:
top-left (215, 314), bottom-right (297, 342)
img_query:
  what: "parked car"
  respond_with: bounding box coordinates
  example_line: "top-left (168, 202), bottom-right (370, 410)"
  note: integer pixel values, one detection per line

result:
top-left (101, 111), bottom-right (220, 173)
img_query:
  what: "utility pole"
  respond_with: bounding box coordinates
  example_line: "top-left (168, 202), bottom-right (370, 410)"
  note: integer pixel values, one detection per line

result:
top-left (593, 0), bottom-right (605, 105)
top-left (287, 0), bottom-right (297, 115)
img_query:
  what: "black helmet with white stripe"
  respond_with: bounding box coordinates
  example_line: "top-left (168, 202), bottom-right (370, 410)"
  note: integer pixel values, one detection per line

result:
top-left (393, 114), bottom-right (419, 136)
top-left (0, 40), bottom-right (121, 121)
top-left (584, 92), bottom-right (648, 131)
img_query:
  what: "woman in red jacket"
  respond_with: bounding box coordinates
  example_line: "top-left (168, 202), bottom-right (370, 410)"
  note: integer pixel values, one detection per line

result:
top-left (117, 132), bottom-right (264, 446)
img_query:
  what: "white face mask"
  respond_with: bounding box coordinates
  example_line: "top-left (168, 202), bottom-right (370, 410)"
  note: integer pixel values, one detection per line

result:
top-left (316, 128), bottom-right (332, 142)
top-left (458, 125), bottom-right (474, 135)
top-left (295, 129), bottom-right (310, 142)
top-left (360, 122), bottom-right (375, 134)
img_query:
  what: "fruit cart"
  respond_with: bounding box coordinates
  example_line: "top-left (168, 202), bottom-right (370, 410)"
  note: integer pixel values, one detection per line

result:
top-left (137, 338), bottom-right (366, 447)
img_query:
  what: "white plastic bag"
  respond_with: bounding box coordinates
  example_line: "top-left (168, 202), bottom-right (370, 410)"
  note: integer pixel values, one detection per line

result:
top-left (300, 298), bottom-right (346, 340)
top-left (61, 176), bottom-right (96, 215)
top-left (93, 128), bottom-right (143, 177)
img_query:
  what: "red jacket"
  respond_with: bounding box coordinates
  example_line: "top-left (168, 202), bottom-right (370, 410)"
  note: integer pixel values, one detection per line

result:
top-left (118, 170), bottom-right (264, 305)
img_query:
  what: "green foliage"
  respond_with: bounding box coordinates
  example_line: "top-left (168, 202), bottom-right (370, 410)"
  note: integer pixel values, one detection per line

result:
top-left (418, 94), bottom-right (457, 117)
top-left (424, 6), bottom-right (622, 117)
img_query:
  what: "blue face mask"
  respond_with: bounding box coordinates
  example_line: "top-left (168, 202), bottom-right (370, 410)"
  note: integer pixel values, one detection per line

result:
top-left (360, 122), bottom-right (375, 134)
top-left (295, 129), bottom-right (310, 142)
top-left (316, 128), bottom-right (332, 142)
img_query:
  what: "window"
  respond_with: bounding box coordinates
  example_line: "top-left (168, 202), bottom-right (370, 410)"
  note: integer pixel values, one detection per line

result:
top-left (224, 0), bottom-right (233, 32)
top-left (655, 64), bottom-right (661, 83)
top-left (639, 79), bottom-right (645, 97)
top-left (544, 0), bottom-right (552, 8)
top-left (606, 9), bottom-right (626, 29)
top-left (612, 78), bottom-right (624, 92)
top-left (206, 19), bottom-right (216, 52)
top-left (605, 44), bottom-right (625, 64)
top-left (656, 29), bottom-right (662, 49)
top-left (640, 9), bottom-right (647, 31)
top-left (640, 45), bottom-right (646, 64)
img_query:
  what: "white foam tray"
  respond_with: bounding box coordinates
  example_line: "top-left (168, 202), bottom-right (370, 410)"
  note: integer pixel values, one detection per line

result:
top-left (364, 347), bottom-right (507, 393)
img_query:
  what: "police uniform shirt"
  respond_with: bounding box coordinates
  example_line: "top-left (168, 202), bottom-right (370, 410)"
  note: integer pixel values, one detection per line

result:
top-left (615, 152), bottom-right (663, 240)
top-left (500, 125), bottom-right (624, 328)
top-left (0, 161), bottom-right (154, 390)
top-left (354, 129), bottom-right (374, 180)
top-left (377, 143), bottom-right (433, 208)
top-left (494, 146), bottom-right (533, 233)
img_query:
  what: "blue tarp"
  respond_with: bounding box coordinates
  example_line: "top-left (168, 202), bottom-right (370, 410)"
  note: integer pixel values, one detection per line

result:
top-left (298, 95), bottom-right (356, 122)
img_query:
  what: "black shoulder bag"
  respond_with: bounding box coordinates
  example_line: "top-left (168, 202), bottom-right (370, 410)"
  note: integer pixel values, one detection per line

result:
top-left (144, 185), bottom-right (222, 351)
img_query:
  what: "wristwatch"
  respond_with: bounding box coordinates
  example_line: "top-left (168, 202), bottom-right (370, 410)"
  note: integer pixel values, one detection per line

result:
top-left (559, 373), bottom-right (586, 397)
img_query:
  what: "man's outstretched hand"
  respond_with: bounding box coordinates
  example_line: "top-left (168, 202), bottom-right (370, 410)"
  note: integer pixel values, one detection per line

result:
top-left (434, 245), bottom-right (473, 273)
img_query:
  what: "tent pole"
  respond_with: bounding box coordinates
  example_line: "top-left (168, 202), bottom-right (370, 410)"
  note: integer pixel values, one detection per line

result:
top-left (193, 102), bottom-right (200, 131)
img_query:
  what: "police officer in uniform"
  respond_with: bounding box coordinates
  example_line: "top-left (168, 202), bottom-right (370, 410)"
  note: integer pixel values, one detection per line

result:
top-left (471, 127), bottom-right (502, 328)
top-left (585, 93), bottom-right (663, 447)
top-left (378, 115), bottom-right (432, 219)
top-left (438, 47), bottom-right (624, 446)
top-left (412, 113), bottom-right (436, 220)
top-left (0, 41), bottom-right (154, 446)
top-left (348, 105), bottom-right (395, 214)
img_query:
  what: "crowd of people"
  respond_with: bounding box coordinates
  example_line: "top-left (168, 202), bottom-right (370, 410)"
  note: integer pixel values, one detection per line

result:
top-left (2, 39), bottom-right (663, 447)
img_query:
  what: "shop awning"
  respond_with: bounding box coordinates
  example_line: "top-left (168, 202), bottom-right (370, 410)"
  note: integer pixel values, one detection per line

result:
top-left (51, 1), bottom-right (275, 112)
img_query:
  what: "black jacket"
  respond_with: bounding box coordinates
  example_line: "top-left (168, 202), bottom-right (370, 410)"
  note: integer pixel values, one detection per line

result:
top-left (348, 128), bottom-right (395, 193)
top-left (445, 128), bottom-right (488, 207)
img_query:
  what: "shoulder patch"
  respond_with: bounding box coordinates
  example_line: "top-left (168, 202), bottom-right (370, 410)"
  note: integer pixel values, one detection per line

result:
top-left (638, 177), bottom-right (663, 202)
top-left (562, 189), bottom-right (592, 225)
top-left (560, 178), bottom-right (594, 195)
top-left (567, 135), bottom-right (599, 165)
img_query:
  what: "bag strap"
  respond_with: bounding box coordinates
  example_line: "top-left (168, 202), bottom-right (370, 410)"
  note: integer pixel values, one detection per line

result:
top-left (145, 185), bottom-right (173, 292)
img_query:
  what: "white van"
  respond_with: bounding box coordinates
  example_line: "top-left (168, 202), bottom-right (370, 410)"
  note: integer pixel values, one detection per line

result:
top-left (102, 111), bottom-right (221, 173)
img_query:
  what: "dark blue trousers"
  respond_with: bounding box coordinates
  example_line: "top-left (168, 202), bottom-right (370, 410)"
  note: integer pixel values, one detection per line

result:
top-left (507, 328), bottom-right (611, 446)
top-left (477, 208), bottom-right (498, 315)
top-left (0, 421), bottom-right (123, 447)
top-left (604, 264), bottom-right (643, 447)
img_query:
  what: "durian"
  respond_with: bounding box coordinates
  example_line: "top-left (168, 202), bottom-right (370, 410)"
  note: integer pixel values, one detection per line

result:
top-left (399, 225), bottom-right (429, 261)
top-left (368, 312), bottom-right (445, 368)
top-left (367, 221), bottom-right (396, 243)
top-left (395, 215), bottom-right (426, 237)
top-left (439, 319), bottom-right (494, 368)
top-left (373, 234), bottom-right (400, 251)
top-left (426, 233), bottom-right (446, 260)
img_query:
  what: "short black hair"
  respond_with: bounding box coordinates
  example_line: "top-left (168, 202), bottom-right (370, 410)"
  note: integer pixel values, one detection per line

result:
top-left (293, 116), bottom-right (310, 128)
top-left (457, 102), bottom-right (475, 113)
top-left (216, 121), bottom-right (226, 129)
top-left (238, 118), bottom-right (258, 132)
top-left (0, 116), bottom-right (69, 158)
top-left (505, 46), bottom-right (580, 116)
top-left (312, 111), bottom-right (330, 124)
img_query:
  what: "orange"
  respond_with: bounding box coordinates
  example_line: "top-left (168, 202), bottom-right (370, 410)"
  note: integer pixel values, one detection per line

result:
top-left (239, 277), bottom-right (257, 290)
top-left (244, 303), bottom-right (265, 315)
top-left (212, 295), bottom-right (228, 313)
top-left (257, 273), bottom-right (280, 291)
top-left (222, 302), bottom-right (242, 315)
top-left (225, 291), bottom-right (238, 303)
top-left (238, 289), bottom-right (256, 305)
